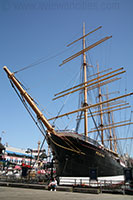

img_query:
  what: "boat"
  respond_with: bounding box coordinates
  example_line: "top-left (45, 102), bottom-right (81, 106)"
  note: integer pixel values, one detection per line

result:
top-left (3, 24), bottom-right (133, 178)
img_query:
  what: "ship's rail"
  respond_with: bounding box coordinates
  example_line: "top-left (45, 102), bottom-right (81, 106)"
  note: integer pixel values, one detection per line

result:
top-left (55, 130), bottom-right (100, 148)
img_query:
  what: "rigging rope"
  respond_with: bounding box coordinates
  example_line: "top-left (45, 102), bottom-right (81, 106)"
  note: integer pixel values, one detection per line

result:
top-left (75, 110), bottom-right (83, 133)
top-left (52, 66), bottom-right (82, 126)
top-left (9, 80), bottom-right (45, 137)
top-left (88, 106), bottom-right (102, 142)
top-left (14, 49), bottom-right (69, 74)
top-left (122, 110), bottom-right (133, 155)
top-left (10, 78), bottom-right (85, 155)
top-left (14, 38), bottom-right (81, 74)
top-left (47, 134), bottom-right (85, 155)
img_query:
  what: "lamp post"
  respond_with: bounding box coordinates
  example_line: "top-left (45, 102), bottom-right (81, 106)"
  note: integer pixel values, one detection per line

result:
top-left (26, 148), bottom-right (32, 166)
top-left (1, 131), bottom-right (5, 144)
top-left (37, 141), bottom-right (40, 163)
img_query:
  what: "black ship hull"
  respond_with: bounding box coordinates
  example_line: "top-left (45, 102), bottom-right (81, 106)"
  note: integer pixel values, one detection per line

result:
top-left (47, 131), bottom-right (124, 177)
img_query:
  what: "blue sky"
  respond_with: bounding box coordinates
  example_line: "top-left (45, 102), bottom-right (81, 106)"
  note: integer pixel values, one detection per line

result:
top-left (0, 0), bottom-right (133, 156)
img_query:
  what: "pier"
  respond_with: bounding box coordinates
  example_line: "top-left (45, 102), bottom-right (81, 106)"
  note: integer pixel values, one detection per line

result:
top-left (0, 186), bottom-right (133, 200)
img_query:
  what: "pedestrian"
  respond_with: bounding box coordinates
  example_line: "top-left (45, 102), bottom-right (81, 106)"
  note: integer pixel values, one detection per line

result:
top-left (48, 178), bottom-right (57, 191)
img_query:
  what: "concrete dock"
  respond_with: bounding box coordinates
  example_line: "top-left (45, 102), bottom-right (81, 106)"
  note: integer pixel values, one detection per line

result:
top-left (0, 186), bottom-right (133, 200)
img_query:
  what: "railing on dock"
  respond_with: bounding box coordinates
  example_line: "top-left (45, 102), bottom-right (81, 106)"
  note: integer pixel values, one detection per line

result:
top-left (59, 176), bottom-right (125, 186)
top-left (0, 171), bottom-right (49, 184)
top-left (58, 176), bottom-right (133, 194)
top-left (0, 172), bottom-right (133, 194)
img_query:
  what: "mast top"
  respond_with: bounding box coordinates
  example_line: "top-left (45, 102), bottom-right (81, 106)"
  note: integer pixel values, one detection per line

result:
top-left (67, 25), bottom-right (102, 47)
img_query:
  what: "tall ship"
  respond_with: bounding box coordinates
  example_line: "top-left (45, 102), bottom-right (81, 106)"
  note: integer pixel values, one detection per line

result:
top-left (3, 25), bottom-right (133, 178)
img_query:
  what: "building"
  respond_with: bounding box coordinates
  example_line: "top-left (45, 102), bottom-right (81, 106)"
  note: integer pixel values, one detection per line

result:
top-left (3, 144), bottom-right (47, 166)
top-left (0, 138), bottom-right (5, 160)
top-left (0, 138), bottom-right (5, 169)
top-left (3, 145), bottom-right (33, 165)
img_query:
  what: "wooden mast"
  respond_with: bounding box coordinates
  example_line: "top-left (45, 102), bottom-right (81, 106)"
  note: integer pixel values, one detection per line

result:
top-left (97, 63), bottom-right (104, 145)
top-left (111, 111), bottom-right (117, 152)
top-left (83, 23), bottom-right (88, 138)
top-left (106, 86), bottom-right (113, 151)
